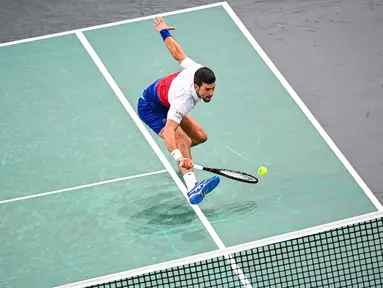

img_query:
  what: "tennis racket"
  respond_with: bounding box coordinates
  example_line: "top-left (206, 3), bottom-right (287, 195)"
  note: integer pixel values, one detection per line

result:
top-left (193, 164), bottom-right (258, 184)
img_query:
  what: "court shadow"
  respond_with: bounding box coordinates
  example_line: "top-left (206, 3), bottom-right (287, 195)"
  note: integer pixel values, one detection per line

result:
top-left (123, 191), bottom-right (197, 236)
top-left (202, 201), bottom-right (258, 224)
top-left (123, 189), bottom-right (257, 238)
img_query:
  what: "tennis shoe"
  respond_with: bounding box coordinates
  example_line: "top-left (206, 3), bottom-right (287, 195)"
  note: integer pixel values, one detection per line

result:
top-left (187, 176), bottom-right (220, 205)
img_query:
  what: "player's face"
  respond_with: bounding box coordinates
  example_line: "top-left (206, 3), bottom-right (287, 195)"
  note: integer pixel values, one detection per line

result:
top-left (195, 82), bottom-right (216, 102)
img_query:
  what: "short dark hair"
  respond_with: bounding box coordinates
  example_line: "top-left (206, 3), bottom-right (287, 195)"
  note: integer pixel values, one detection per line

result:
top-left (194, 67), bottom-right (216, 87)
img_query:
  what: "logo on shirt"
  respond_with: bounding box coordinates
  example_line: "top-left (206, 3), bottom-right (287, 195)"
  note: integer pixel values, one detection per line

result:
top-left (176, 110), bottom-right (184, 118)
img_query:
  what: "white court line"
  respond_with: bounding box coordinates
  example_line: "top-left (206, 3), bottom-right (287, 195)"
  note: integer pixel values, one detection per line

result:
top-left (0, 1), bottom-right (379, 212)
top-left (57, 210), bottom-right (383, 287)
top-left (0, 2), bottom-right (225, 48)
top-left (221, 2), bottom-right (383, 211)
top-left (2, 2), bottom-right (379, 286)
top-left (0, 170), bottom-right (167, 205)
top-left (75, 31), bottom-right (252, 288)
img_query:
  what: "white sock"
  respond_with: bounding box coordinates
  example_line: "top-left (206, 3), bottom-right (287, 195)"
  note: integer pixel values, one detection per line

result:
top-left (183, 172), bottom-right (197, 191)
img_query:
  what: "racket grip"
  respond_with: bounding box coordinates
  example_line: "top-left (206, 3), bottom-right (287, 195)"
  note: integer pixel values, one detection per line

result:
top-left (193, 164), bottom-right (203, 170)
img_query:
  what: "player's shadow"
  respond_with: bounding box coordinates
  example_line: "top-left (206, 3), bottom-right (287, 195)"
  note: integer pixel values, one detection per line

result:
top-left (124, 190), bottom-right (257, 238)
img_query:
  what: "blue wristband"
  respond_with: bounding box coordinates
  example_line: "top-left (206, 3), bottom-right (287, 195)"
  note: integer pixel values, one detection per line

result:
top-left (160, 29), bottom-right (171, 41)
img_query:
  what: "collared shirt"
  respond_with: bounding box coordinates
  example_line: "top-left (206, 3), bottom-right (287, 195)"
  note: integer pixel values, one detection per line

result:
top-left (156, 57), bottom-right (203, 124)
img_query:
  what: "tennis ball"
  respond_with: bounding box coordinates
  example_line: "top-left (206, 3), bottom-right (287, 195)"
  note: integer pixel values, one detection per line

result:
top-left (258, 166), bottom-right (268, 176)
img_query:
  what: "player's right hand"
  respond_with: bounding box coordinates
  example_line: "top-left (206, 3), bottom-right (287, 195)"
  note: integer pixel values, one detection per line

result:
top-left (177, 157), bottom-right (193, 170)
top-left (153, 16), bottom-right (176, 32)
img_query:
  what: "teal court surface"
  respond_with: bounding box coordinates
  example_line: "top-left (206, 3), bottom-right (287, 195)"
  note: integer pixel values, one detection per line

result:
top-left (1, 3), bottom-right (382, 288)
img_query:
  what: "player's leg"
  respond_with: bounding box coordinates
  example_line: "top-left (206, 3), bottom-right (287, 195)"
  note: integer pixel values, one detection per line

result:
top-left (137, 96), bottom-right (196, 188)
top-left (137, 97), bottom-right (219, 204)
top-left (158, 125), bottom-right (219, 204)
top-left (158, 126), bottom-right (197, 189)
top-left (178, 115), bottom-right (220, 204)
top-left (180, 114), bottom-right (208, 147)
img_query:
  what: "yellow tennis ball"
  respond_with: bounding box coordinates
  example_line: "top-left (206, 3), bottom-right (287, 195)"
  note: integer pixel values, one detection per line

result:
top-left (258, 166), bottom-right (268, 176)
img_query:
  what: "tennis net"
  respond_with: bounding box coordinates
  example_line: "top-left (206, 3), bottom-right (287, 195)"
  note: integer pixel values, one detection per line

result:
top-left (60, 211), bottom-right (383, 288)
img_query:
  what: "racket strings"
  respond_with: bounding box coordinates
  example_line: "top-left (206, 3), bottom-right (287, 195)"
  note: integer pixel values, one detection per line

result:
top-left (220, 170), bottom-right (258, 182)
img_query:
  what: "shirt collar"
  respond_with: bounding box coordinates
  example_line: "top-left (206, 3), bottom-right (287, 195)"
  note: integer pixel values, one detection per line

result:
top-left (190, 85), bottom-right (201, 103)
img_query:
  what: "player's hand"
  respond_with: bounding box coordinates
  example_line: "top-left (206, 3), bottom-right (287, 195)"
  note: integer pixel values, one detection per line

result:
top-left (177, 157), bottom-right (193, 170)
top-left (153, 16), bottom-right (176, 32)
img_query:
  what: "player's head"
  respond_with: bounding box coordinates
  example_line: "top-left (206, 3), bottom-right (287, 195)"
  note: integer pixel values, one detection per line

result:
top-left (194, 67), bottom-right (216, 103)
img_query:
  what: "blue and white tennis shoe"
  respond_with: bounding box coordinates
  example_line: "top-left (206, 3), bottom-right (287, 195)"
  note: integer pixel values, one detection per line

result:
top-left (187, 176), bottom-right (220, 205)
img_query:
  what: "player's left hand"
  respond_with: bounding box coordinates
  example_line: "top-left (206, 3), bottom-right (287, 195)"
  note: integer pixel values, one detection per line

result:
top-left (153, 16), bottom-right (176, 32)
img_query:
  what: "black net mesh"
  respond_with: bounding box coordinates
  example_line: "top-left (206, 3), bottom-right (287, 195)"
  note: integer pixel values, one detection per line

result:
top-left (87, 216), bottom-right (383, 288)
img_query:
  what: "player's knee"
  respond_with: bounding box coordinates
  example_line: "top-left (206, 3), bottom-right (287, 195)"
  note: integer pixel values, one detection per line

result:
top-left (177, 131), bottom-right (192, 148)
top-left (194, 131), bottom-right (208, 144)
top-left (199, 131), bottom-right (208, 143)
top-left (184, 134), bottom-right (193, 147)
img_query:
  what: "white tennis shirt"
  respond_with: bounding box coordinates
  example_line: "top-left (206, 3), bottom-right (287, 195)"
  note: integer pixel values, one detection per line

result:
top-left (156, 57), bottom-right (203, 124)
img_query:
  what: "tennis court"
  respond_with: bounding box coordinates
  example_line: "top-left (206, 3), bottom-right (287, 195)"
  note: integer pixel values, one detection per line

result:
top-left (0, 3), bottom-right (382, 287)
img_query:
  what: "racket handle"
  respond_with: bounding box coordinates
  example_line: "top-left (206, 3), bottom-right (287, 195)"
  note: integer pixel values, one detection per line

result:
top-left (193, 164), bottom-right (203, 170)
top-left (178, 162), bottom-right (203, 170)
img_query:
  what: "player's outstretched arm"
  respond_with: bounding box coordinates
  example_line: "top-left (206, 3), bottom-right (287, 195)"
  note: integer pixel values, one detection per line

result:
top-left (161, 120), bottom-right (193, 169)
top-left (153, 16), bottom-right (187, 63)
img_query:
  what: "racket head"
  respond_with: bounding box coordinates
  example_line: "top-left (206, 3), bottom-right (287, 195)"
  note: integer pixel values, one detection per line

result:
top-left (206, 167), bottom-right (259, 184)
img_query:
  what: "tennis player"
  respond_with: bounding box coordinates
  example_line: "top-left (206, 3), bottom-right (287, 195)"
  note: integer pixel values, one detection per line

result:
top-left (137, 16), bottom-right (220, 205)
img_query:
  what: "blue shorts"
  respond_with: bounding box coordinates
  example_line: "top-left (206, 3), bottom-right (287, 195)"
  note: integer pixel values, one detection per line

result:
top-left (137, 79), bottom-right (169, 134)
